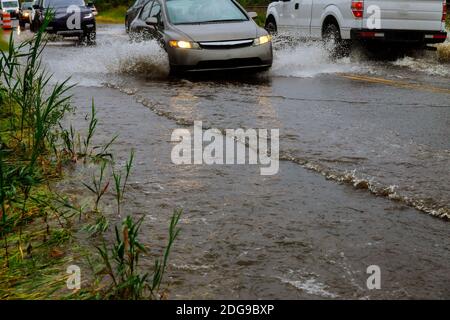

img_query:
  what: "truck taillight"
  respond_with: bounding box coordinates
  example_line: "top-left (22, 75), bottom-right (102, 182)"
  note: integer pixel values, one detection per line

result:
top-left (443, 1), bottom-right (447, 22)
top-left (352, 0), bottom-right (364, 19)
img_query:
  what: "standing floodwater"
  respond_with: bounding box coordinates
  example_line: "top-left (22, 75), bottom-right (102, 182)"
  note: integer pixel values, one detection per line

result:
top-left (37, 24), bottom-right (450, 299)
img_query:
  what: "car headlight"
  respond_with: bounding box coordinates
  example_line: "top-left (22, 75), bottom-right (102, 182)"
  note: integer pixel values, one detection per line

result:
top-left (23, 12), bottom-right (29, 17)
top-left (84, 13), bottom-right (93, 19)
top-left (169, 40), bottom-right (200, 49)
top-left (253, 35), bottom-right (272, 46)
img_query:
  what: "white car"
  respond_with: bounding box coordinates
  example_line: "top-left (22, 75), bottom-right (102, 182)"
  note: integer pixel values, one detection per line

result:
top-left (265, 0), bottom-right (448, 48)
top-left (0, 0), bottom-right (20, 18)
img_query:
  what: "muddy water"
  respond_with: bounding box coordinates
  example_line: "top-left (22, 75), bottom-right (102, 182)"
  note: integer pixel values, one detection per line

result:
top-left (40, 24), bottom-right (450, 299)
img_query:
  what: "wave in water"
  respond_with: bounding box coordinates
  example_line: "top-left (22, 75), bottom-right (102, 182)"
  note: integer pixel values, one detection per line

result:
top-left (271, 40), bottom-right (362, 78)
top-left (392, 56), bottom-right (450, 78)
top-left (103, 82), bottom-right (450, 221)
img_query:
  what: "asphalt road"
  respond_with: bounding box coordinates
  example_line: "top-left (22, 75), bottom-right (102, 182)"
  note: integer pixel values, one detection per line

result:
top-left (11, 23), bottom-right (450, 299)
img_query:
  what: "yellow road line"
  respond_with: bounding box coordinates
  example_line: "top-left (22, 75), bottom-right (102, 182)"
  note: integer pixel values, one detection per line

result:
top-left (339, 73), bottom-right (450, 95)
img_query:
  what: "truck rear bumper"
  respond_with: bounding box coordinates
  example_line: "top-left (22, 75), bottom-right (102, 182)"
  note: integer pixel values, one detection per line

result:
top-left (351, 29), bottom-right (447, 45)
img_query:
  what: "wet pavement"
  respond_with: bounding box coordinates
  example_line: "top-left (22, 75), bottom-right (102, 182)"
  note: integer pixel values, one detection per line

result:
top-left (13, 23), bottom-right (450, 299)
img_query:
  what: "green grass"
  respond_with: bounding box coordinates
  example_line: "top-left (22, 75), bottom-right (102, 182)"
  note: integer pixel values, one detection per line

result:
top-left (0, 16), bottom-right (94, 299)
top-left (96, 6), bottom-right (127, 24)
top-left (437, 43), bottom-right (450, 61)
top-left (436, 13), bottom-right (450, 62)
top-left (0, 31), bottom-right (7, 51)
top-left (1, 13), bottom-right (182, 300)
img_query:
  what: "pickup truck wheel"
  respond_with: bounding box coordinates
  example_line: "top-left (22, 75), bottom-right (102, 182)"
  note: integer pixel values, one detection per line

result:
top-left (265, 20), bottom-right (277, 36)
top-left (323, 23), bottom-right (349, 58)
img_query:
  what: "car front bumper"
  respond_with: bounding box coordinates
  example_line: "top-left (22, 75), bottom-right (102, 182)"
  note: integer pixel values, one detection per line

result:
top-left (167, 42), bottom-right (273, 71)
top-left (46, 19), bottom-right (96, 37)
top-left (6, 10), bottom-right (19, 18)
top-left (351, 29), bottom-right (448, 45)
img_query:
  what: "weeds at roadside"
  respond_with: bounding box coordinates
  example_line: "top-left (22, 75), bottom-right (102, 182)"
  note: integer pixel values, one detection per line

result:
top-left (112, 150), bottom-right (134, 217)
top-left (83, 214), bottom-right (109, 236)
top-left (1, 16), bottom-right (182, 299)
top-left (95, 210), bottom-right (182, 300)
top-left (60, 102), bottom-right (117, 163)
top-left (83, 161), bottom-right (109, 214)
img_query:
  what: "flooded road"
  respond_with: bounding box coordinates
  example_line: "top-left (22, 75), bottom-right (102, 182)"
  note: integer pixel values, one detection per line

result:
top-left (33, 24), bottom-right (450, 298)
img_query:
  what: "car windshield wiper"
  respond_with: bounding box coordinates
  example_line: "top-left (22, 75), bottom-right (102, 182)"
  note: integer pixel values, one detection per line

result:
top-left (198, 19), bottom-right (247, 24)
top-left (175, 19), bottom-right (247, 25)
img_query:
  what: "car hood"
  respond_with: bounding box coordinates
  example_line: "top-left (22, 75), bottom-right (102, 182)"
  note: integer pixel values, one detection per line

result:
top-left (173, 21), bottom-right (258, 42)
top-left (46, 7), bottom-right (91, 17)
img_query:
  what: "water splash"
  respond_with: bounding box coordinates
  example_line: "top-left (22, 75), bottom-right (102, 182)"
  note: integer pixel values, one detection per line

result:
top-left (278, 275), bottom-right (338, 298)
top-left (392, 55), bottom-right (450, 78)
top-left (270, 39), bottom-right (362, 78)
top-left (44, 34), bottom-right (169, 86)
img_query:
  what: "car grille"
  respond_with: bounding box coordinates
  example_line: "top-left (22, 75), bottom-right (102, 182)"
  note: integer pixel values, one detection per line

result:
top-left (199, 39), bottom-right (254, 50)
top-left (196, 58), bottom-right (263, 70)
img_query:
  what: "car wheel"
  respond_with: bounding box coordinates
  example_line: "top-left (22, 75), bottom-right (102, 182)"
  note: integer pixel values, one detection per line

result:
top-left (19, 20), bottom-right (25, 29)
top-left (323, 23), bottom-right (349, 58)
top-left (265, 18), bottom-right (277, 36)
top-left (169, 65), bottom-right (179, 76)
top-left (79, 31), bottom-right (96, 45)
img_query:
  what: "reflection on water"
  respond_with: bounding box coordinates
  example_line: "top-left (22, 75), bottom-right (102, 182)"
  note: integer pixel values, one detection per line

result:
top-left (169, 87), bottom-right (200, 121)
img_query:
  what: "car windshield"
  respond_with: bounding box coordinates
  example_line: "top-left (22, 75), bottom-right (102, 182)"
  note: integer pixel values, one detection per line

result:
top-left (43, 0), bottom-right (85, 7)
top-left (21, 2), bottom-right (33, 9)
top-left (166, 0), bottom-right (248, 25)
top-left (2, 1), bottom-right (19, 8)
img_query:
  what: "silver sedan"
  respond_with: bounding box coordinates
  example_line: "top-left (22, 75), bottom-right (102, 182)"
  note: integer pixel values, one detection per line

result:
top-left (129, 0), bottom-right (273, 73)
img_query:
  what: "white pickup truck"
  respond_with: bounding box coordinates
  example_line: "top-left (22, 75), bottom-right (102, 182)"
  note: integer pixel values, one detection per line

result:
top-left (265, 0), bottom-right (448, 47)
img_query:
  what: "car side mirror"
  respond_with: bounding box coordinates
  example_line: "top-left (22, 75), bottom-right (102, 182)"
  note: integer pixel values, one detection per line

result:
top-left (87, 2), bottom-right (94, 8)
top-left (248, 11), bottom-right (258, 19)
top-left (32, 4), bottom-right (40, 9)
top-left (145, 17), bottom-right (158, 25)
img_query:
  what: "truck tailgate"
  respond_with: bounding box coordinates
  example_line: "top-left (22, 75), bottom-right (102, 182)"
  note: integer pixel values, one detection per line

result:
top-left (363, 0), bottom-right (444, 31)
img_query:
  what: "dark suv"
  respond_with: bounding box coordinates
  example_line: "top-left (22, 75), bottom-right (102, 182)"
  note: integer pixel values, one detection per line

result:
top-left (31, 0), bottom-right (96, 43)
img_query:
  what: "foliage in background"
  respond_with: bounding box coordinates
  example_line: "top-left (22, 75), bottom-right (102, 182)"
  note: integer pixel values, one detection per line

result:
top-left (0, 31), bottom-right (7, 51)
top-left (94, 0), bottom-right (133, 11)
top-left (447, 11), bottom-right (450, 30)
top-left (95, 0), bottom-right (270, 25)
top-left (96, 6), bottom-right (128, 24)
top-left (93, 0), bottom-right (270, 11)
